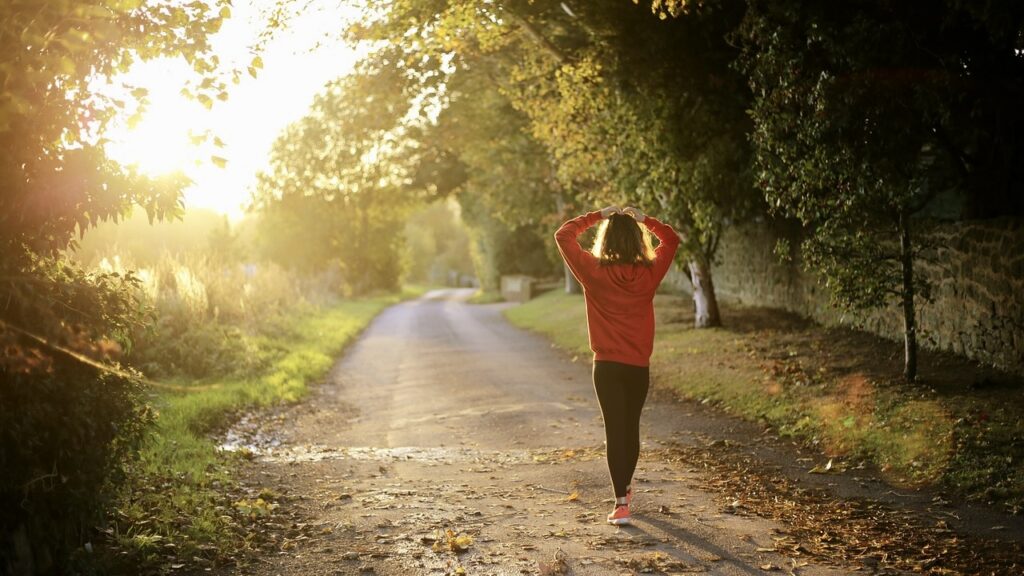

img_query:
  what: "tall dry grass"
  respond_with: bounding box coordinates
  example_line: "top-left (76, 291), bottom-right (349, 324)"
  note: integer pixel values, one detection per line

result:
top-left (96, 252), bottom-right (337, 379)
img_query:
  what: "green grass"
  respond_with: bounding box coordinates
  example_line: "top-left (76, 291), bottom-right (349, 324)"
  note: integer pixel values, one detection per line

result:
top-left (504, 291), bottom-right (590, 354)
top-left (506, 291), bottom-right (794, 425)
top-left (505, 290), bottom-right (1024, 511)
top-left (106, 290), bottom-right (418, 570)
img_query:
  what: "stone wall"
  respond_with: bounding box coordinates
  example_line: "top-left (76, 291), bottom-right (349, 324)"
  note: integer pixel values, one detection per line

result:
top-left (668, 218), bottom-right (1024, 375)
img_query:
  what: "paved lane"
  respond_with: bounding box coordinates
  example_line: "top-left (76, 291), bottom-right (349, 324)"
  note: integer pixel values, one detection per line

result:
top-left (236, 289), bottom-right (852, 576)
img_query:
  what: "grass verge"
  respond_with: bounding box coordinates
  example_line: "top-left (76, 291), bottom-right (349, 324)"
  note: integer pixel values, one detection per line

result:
top-left (504, 290), bottom-right (1024, 513)
top-left (102, 288), bottom-right (422, 572)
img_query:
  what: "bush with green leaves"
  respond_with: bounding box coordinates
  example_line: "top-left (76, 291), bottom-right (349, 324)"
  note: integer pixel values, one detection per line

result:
top-left (1, 367), bottom-right (152, 574)
top-left (0, 256), bottom-right (153, 574)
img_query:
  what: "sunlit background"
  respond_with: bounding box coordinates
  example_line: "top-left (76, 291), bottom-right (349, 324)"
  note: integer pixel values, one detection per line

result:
top-left (103, 0), bottom-right (363, 220)
top-left (6, 0), bottom-right (1024, 572)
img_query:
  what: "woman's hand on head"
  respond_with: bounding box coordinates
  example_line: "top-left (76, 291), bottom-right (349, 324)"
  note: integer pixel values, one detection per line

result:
top-left (622, 206), bottom-right (645, 222)
top-left (599, 205), bottom-right (621, 219)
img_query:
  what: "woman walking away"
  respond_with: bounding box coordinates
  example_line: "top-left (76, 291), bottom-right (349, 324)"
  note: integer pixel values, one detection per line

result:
top-left (554, 205), bottom-right (680, 526)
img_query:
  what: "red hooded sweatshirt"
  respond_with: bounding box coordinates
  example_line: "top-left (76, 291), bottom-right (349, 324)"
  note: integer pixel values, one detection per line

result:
top-left (554, 211), bottom-right (681, 367)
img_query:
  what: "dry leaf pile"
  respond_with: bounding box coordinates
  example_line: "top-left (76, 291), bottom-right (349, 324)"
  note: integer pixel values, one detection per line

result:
top-left (661, 442), bottom-right (1023, 575)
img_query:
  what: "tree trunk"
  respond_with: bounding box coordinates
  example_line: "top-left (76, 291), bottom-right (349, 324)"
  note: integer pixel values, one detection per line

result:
top-left (899, 213), bottom-right (918, 381)
top-left (564, 263), bottom-right (581, 294)
top-left (687, 256), bottom-right (721, 328)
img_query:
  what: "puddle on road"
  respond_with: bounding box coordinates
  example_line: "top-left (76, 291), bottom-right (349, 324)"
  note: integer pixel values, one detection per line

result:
top-left (217, 409), bottom-right (601, 466)
top-left (219, 411), bottom-right (284, 452)
top-left (217, 413), bottom-right (536, 465)
top-left (245, 444), bottom-right (533, 465)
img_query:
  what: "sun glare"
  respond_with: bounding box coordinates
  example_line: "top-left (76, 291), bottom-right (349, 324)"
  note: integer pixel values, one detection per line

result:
top-left (101, 0), bottom-right (364, 219)
top-left (104, 59), bottom-right (206, 178)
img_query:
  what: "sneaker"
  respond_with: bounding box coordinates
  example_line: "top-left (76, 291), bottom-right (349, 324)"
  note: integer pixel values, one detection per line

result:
top-left (625, 486), bottom-right (633, 507)
top-left (607, 504), bottom-right (631, 526)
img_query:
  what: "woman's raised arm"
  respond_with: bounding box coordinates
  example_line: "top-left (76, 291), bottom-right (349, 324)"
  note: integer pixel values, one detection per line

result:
top-left (554, 206), bottom-right (618, 285)
top-left (642, 215), bottom-right (681, 285)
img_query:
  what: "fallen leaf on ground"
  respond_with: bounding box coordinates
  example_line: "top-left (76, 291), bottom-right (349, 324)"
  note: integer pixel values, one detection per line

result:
top-left (432, 528), bottom-right (473, 554)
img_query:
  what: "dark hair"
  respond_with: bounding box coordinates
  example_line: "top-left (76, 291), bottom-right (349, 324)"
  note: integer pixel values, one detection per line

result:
top-left (591, 214), bottom-right (655, 266)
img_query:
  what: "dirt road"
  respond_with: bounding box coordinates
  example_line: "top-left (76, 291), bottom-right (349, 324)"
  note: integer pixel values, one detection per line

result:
top-left (225, 289), bottom-right (1017, 575)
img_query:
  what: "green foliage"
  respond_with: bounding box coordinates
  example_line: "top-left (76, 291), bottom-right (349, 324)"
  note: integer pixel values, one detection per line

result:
top-left (457, 202), bottom-right (559, 290)
top-left (646, 0), bottom-right (705, 18)
top-left (738, 1), bottom-right (919, 311)
top-left (736, 0), bottom-right (1024, 310)
top-left (0, 0), bottom-right (230, 256)
top-left (416, 53), bottom-right (562, 287)
top-left (94, 250), bottom-right (311, 380)
top-left (346, 0), bottom-right (763, 317)
top-left (252, 53), bottom-right (425, 294)
top-left (733, 0), bottom-right (1024, 377)
top-left (438, 60), bottom-right (559, 228)
top-left (501, 2), bottom-right (758, 264)
top-left (495, 224), bottom-right (560, 279)
top-left (403, 200), bottom-right (475, 285)
top-left (475, 3), bottom-right (751, 245)
top-left (134, 322), bottom-right (269, 381)
top-left (0, 253), bottom-right (155, 573)
top-left (2, 251), bottom-right (149, 353)
top-left (2, 348), bottom-right (152, 575)
top-left (460, 193), bottom-right (560, 288)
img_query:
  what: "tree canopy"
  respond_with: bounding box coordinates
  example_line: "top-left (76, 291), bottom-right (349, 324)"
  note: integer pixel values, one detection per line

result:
top-left (737, 0), bottom-right (1024, 378)
top-left (252, 51), bottom-right (430, 293)
top-left (344, 0), bottom-right (762, 323)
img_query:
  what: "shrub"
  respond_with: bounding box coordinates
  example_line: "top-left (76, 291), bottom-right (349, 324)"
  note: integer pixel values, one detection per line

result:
top-left (0, 366), bottom-right (152, 574)
top-left (1, 256), bottom-right (152, 575)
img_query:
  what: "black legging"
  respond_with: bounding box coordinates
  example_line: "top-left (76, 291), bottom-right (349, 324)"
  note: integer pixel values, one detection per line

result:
top-left (593, 360), bottom-right (650, 499)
